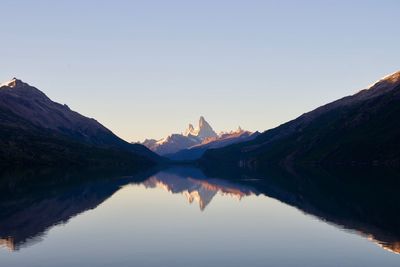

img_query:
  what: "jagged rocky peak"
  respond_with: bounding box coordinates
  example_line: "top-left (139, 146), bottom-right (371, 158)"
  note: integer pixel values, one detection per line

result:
top-left (184, 116), bottom-right (218, 140)
top-left (197, 116), bottom-right (218, 139)
top-left (199, 116), bottom-right (207, 126)
top-left (184, 123), bottom-right (195, 136)
top-left (141, 116), bottom-right (253, 156)
top-left (0, 77), bottom-right (28, 88)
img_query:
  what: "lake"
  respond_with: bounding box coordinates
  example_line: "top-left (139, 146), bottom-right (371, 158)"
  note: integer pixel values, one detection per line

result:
top-left (0, 166), bottom-right (399, 267)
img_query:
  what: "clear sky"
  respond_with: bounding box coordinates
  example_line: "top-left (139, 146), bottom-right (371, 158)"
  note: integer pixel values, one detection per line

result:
top-left (1, 0), bottom-right (399, 142)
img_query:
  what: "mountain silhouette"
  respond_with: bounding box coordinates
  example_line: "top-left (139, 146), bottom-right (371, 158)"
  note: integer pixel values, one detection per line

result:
top-left (0, 78), bottom-right (161, 167)
top-left (201, 71), bottom-right (400, 167)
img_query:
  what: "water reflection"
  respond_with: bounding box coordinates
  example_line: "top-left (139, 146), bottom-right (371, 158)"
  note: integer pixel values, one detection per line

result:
top-left (0, 167), bottom-right (156, 251)
top-left (143, 167), bottom-right (256, 210)
top-left (0, 165), bottom-right (399, 257)
top-left (203, 165), bottom-right (400, 255)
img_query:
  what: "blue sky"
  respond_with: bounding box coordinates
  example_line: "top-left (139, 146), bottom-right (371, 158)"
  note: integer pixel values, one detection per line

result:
top-left (1, 0), bottom-right (399, 141)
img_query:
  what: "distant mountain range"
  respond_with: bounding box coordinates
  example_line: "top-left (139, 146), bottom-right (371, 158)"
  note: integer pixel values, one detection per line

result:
top-left (201, 71), bottom-right (400, 168)
top-left (141, 116), bottom-right (259, 160)
top-left (0, 78), bottom-right (160, 167)
top-left (2, 70), bottom-right (399, 168)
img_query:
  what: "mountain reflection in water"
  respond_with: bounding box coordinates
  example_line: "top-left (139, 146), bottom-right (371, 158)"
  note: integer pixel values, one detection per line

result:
top-left (0, 165), bottom-right (399, 256)
top-left (142, 167), bottom-right (256, 211)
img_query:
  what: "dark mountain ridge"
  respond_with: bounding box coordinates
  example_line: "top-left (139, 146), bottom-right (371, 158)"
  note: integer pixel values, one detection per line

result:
top-left (0, 78), bottom-right (161, 167)
top-left (201, 71), bottom-right (400, 168)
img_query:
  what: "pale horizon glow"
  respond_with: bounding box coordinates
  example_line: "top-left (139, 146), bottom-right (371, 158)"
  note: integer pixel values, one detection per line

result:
top-left (1, 0), bottom-right (399, 142)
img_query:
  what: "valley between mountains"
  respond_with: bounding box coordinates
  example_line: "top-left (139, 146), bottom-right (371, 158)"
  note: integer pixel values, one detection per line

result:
top-left (1, 70), bottom-right (400, 169)
top-left (139, 116), bottom-right (259, 160)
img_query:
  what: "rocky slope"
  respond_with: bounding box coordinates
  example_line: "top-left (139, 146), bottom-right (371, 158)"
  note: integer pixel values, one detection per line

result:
top-left (0, 78), bottom-right (160, 167)
top-left (201, 71), bottom-right (400, 168)
top-left (166, 128), bottom-right (260, 161)
top-left (142, 116), bottom-right (256, 158)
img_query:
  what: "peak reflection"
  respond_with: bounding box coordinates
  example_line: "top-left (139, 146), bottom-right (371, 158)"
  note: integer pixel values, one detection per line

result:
top-left (1, 165), bottom-right (400, 256)
top-left (141, 167), bottom-right (256, 211)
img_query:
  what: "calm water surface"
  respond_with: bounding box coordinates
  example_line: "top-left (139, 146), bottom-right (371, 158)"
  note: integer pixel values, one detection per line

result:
top-left (0, 166), bottom-right (399, 267)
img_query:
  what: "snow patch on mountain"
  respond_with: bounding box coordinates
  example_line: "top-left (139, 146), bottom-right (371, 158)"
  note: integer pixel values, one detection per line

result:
top-left (0, 78), bottom-right (27, 88)
top-left (141, 117), bottom-right (255, 156)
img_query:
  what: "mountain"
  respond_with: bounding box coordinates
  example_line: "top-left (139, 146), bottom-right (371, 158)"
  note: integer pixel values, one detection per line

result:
top-left (142, 116), bottom-right (218, 156)
top-left (0, 78), bottom-right (160, 167)
top-left (142, 133), bottom-right (201, 155)
top-left (184, 116), bottom-right (218, 139)
top-left (166, 128), bottom-right (260, 161)
top-left (141, 116), bottom-right (256, 158)
top-left (201, 71), bottom-right (400, 168)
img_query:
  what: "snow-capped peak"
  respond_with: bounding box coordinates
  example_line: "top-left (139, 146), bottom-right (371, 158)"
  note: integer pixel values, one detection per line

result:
top-left (366, 71), bottom-right (400, 90)
top-left (142, 116), bottom-right (253, 156)
top-left (199, 116), bottom-right (206, 126)
top-left (184, 123), bottom-right (196, 136)
top-left (183, 116), bottom-right (217, 140)
top-left (0, 78), bottom-right (27, 88)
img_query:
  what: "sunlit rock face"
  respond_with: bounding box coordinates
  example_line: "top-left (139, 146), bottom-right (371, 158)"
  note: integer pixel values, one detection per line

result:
top-left (0, 77), bottom-right (27, 88)
top-left (0, 237), bottom-right (15, 251)
top-left (191, 116), bottom-right (218, 140)
top-left (167, 128), bottom-right (260, 161)
top-left (142, 134), bottom-right (200, 156)
top-left (141, 116), bottom-right (217, 155)
top-left (141, 116), bottom-right (257, 157)
top-left (381, 242), bottom-right (400, 254)
top-left (364, 233), bottom-right (400, 254)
